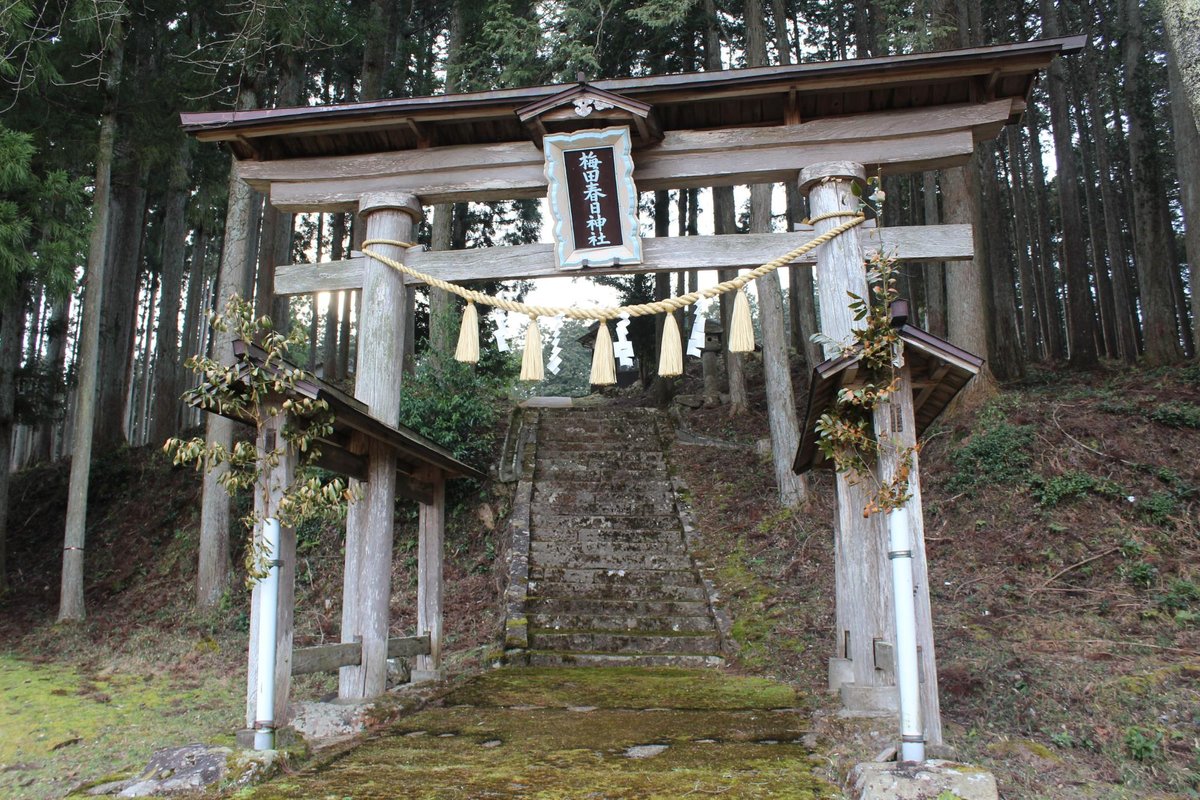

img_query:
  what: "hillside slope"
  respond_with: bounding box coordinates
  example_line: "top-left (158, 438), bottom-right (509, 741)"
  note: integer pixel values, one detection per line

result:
top-left (671, 362), bottom-right (1199, 798)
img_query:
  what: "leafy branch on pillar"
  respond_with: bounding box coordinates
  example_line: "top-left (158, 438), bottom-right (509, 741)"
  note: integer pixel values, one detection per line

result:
top-left (163, 296), bottom-right (357, 580)
top-left (813, 251), bottom-right (919, 517)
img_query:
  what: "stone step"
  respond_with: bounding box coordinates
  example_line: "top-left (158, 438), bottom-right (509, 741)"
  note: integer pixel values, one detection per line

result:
top-left (532, 475), bottom-right (676, 492)
top-left (537, 448), bottom-right (666, 462)
top-left (529, 581), bottom-right (708, 603)
top-left (530, 549), bottom-right (693, 571)
top-left (538, 408), bottom-right (659, 420)
top-left (529, 534), bottom-right (687, 554)
top-left (531, 532), bottom-right (688, 551)
top-left (533, 484), bottom-right (675, 501)
top-left (530, 495), bottom-right (677, 517)
top-left (530, 612), bottom-right (715, 633)
top-left (524, 650), bottom-right (724, 668)
top-left (528, 630), bottom-right (722, 655)
top-left (532, 465), bottom-right (668, 482)
top-left (527, 596), bottom-right (711, 617)
top-left (530, 566), bottom-right (700, 587)
top-left (536, 425), bottom-right (662, 442)
top-left (530, 512), bottom-right (681, 532)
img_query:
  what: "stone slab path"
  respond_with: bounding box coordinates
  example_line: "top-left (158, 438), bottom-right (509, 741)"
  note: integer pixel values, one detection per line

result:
top-left (244, 667), bottom-right (838, 799)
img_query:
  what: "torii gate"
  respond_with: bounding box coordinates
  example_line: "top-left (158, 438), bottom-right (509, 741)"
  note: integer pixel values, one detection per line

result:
top-left (181, 35), bottom-right (1084, 748)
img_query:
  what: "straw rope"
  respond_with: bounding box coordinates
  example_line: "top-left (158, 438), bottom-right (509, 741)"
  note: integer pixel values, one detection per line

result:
top-left (360, 210), bottom-right (865, 321)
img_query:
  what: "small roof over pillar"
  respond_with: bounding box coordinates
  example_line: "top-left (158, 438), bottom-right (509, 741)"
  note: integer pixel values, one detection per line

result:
top-left (212, 341), bottom-right (484, 502)
top-left (793, 300), bottom-right (984, 474)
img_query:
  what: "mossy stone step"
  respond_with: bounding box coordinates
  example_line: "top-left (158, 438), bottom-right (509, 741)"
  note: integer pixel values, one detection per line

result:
top-left (530, 536), bottom-right (687, 555)
top-left (530, 566), bottom-right (701, 587)
top-left (529, 629), bottom-right (722, 656)
top-left (241, 668), bottom-right (840, 798)
top-left (528, 597), bottom-right (712, 617)
top-left (530, 512), bottom-right (681, 531)
top-left (528, 582), bottom-right (708, 603)
top-left (530, 612), bottom-right (716, 633)
top-left (524, 651), bottom-right (726, 668)
top-left (531, 551), bottom-right (692, 571)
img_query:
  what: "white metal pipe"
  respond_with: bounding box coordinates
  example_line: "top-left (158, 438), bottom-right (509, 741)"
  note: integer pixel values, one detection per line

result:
top-left (254, 518), bottom-right (281, 751)
top-left (888, 507), bottom-right (925, 763)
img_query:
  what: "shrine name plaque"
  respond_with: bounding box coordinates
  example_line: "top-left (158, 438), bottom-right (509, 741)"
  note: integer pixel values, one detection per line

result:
top-left (544, 127), bottom-right (643, 270)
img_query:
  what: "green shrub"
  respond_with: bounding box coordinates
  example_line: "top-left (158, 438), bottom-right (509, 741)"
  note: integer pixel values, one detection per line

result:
top-left (1032, 470), bottom-right (1124, 507)
top-left (398, 348), bottom-right (515, 471)
top-left (1119, 561), bottom-right (1158, 589)
top-left (1146, 401), bottom-right (1200, 429)
top-left (1137, 492), bottom-right (1177, 526)
top-left (1124, 726), bottom-right (1163, 762)
top-left (1156, 579), bottom-right (1200, 611)
top-left (947, 420), bottom-right (1034, 494)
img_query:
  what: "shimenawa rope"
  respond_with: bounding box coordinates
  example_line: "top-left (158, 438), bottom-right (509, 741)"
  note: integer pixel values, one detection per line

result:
top-left (360, 210), bottom-right (865, 381)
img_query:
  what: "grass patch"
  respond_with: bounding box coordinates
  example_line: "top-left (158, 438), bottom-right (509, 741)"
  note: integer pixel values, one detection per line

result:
top-left (0, 654), bottom-right (241, 799)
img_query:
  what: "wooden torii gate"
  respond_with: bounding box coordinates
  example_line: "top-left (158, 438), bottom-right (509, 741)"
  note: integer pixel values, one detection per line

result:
top-left (181, 35), bottom-right (1084, 743)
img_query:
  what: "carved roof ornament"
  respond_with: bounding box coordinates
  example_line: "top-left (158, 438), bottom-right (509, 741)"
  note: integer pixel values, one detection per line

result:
top-left (516, 82), bottom-right (663, 148)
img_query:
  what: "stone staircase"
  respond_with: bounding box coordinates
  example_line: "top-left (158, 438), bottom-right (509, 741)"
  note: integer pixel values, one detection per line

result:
top-left (506, 406), bottom-right (725, 667)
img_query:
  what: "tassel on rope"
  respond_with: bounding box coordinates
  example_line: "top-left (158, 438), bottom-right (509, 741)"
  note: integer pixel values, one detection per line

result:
top-left (454, 301), bottom-right (480, 364)
top-left (658, 313), bottom-right (683, 377)
top-left (590, 321), bottom-right (617, 385)
top-left (520, 316), bottom-right (544, 382)
top-left (728, 288), bottom-right (755, 353)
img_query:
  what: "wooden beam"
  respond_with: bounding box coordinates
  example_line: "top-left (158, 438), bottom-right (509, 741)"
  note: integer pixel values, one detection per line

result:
top-left (267, 130), bottom-right (977, 211)
top-left (388, 634), bottom-right (432, 659)
top-left (248, 102), bottom-right (1012, 211)
top-left (397, 472), bottom-right (435, 506)
top-left (293, 641), bottom-right (362, 675)
top-left (292, 636), bottom-right (431, 675)
top-left (274, 224), bottom-right (974, 296)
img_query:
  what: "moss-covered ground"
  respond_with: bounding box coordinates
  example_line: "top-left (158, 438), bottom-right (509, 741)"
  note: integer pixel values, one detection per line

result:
top-left (0, 654), bottom-right (242, 799)
top-left (239, 667), bottom-right (837, 799)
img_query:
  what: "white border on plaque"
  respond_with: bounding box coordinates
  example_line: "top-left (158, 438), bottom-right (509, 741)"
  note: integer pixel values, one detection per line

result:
top-left (543, 126), bottom-right (643, 270)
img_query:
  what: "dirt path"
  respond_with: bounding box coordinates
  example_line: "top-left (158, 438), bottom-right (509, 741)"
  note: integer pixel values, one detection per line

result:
top-left (245, 667), bottom-right (839, 799)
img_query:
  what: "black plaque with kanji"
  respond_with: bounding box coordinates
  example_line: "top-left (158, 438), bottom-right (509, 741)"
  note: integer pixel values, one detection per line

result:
top-left (563, 146), bottom-right (625, 251)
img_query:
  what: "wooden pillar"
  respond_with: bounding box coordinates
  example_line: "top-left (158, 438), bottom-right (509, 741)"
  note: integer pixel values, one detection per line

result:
top-left (800, 162), bottom-right (896, 714)
top-left (413, 466), bottom-right (446, 682)
top-left (339, 192), bottom-right (421, 700)
top-left (244, 411), bottom-right (297, 730)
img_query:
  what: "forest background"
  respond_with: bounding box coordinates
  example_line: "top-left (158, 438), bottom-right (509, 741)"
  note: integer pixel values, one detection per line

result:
top-left (0, 0), bottom-right (1198, 612)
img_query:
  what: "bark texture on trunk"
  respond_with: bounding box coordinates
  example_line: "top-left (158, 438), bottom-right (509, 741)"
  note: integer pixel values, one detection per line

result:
top-left (151, 137), bottom-right (192, 445)
top-left (196, 86), bottom-right (259, 611)
top-left (60, 8), bottom-right (126, 621)
top-left (1121, 0), bottom-right (1183, 364)
top-left (1168, 48), bottom-right (1200, 352)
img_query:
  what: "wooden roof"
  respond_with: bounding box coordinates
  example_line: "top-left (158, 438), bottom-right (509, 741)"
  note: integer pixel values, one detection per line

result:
top-left (224, 340), bottom-right (484, 485)
top-left (181, 36), bottom-right (1083, 161)
top-left (793, 301), bottom-right (983, 474)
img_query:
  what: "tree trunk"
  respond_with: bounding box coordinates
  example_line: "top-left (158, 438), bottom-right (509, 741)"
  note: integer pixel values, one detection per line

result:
top-left (151, 138), bottom-right (192, 445)
top-left (0, 295), bottom-right (27, 594)
top-left (323, 214), bottom-right (346, 378)
top-left (979, 144), bottom-right (1024, 381)
top-left (1024, 106), bottom-right (1066, 361)
top-left (429, 204), bottom-right (456, 357)
top-left (1071, 78), bottom-right (1119, 360)
top-left (940, 162), bottom-right (995, 401)
top-left (921, 172), bottom-right (948, 338)
top-left (1167, 48), bottom-right (1200, 352)
top-left (94, 157), bottom-right (147, 450)
top-left (1040, 0), bottom-right (1099, 368)
top-left (1121, 0), bottom-right (1184, 364)
top-left (197, 84), bottom-right (259, 610)
top-left (32, 297), bottom-right (70, 463)
top-left (60, 7), bottom-right (126, 621)
top-left (1161, 0), bottom-right (1200, 131)
top-left (1005, 128), bottom-right (1041, 362)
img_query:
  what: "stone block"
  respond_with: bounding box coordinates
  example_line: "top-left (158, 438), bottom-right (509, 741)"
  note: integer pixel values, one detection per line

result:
top-left (847, 760), bottom-right (999, 800)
